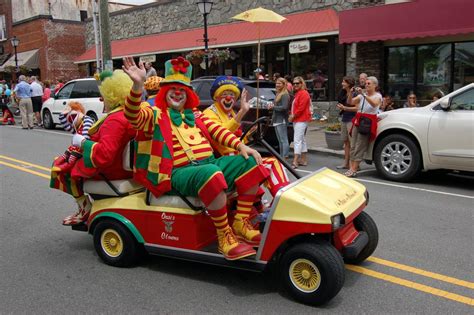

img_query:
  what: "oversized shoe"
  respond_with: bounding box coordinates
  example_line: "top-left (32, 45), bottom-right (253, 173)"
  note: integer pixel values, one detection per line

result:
top-left (62, 196), bottom-right (92, 226)
top-left (217, 226), bottom-right (256, 260)
top-left (232, 217), bottom-right (261, 247)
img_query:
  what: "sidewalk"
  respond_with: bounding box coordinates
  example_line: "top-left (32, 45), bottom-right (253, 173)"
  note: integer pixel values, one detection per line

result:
top-left (291, 120), bottom-right (344, 157)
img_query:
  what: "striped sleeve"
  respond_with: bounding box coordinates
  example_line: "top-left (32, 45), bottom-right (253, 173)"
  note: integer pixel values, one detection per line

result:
top-left (202, 116), bottom-right (241, 150)
top-left (81, 116), bottom-right (95, 139)
top-left (124, 89), bottom-right (154, 133)
top-left (59, 113), bottom-right (73, 133)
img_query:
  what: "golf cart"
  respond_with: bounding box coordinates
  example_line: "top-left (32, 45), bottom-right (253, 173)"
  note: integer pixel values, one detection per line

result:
top-left (70, 117), bottom-right (378, 306)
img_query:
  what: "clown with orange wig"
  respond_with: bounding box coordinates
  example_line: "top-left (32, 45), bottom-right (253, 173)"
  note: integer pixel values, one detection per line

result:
top-left (122, 56), bottom-right (270, 260)
top-left (50, 70), bottom-right (136, 226)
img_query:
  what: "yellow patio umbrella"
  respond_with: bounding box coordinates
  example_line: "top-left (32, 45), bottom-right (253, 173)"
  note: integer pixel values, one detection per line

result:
top-left (232, 7), bottom-right (287, 120)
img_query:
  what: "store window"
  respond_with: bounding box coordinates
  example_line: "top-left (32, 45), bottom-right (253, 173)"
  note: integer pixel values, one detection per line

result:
top-left (0, 15), bottom-right (5, 41)
top-left (290, 39), bottom-right (329, 100)
top-left (386, 46), bottom-right (415, 102)
top-left (417, 44), bottom-right (451, 101)
top-left (454, 42), bottom-right (474, 89)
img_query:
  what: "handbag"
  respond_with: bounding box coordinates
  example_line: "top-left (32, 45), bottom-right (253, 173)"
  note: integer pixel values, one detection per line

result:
top-left (358, 97), bottom-right (372, 135)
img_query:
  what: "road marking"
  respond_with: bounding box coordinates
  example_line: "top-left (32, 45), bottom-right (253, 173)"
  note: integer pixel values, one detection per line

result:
top-left (293, 168), bottom-right (474, 199)
top-left (346, 265), bottom-right (474, 306)
top-left (3, 153), bottom-right (474, 305)
top-left (368, 256), bottom-right (474, 289)
top-left (6, 125), bottom-right (70, 137)
top-left (0, 155), bottom-right (51, 172)
top-left (0, 161), bottom-right (50, 179)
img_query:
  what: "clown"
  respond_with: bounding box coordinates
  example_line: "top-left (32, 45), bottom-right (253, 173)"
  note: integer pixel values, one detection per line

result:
top-left (122, 56), bottom-right (270, 260)
top-left (202, 76), bottom-right (290, 198)
top-left (144, 75), bottom-right (163, 106)
top-left (50, 70), bottom-right (136, 226)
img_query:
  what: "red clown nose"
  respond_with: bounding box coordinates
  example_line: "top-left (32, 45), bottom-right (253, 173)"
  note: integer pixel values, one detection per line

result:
top-left (225, 95), bottom-right (232, 101)
top-left (174, 90), bottom-right (182, 96)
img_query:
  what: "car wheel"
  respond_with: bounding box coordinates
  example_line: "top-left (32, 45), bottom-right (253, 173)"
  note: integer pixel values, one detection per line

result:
top-left (344, 212), bottom-right (378, 264)
top-left (280, 242), bottom-right (345, 306)
top-left (374, 134), bottom-right (421, 182)
top-left (42, 109), bottom-right (55, 129)
top-left (93, 219), bottom-right (141, 267)
top-left (87, 111), bottom-right (98, 123)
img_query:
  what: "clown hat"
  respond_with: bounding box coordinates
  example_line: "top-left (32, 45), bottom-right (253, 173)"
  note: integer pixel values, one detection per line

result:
top-left (144, 76), bottom-right (164, 91)
top-left (210, 76), bottom-right (243, 100)
top-left (161, 57), bottom-right (192, 87)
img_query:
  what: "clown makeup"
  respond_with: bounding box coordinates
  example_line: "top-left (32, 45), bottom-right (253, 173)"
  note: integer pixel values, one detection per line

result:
top-left (166, 87), bottom-right (187, 110)
top-left (217, 90), bottom-right (236, 112)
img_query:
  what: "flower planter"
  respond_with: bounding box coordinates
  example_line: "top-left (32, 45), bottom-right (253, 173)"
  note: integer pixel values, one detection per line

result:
top-left (324, 130), bottom-right (344, 150)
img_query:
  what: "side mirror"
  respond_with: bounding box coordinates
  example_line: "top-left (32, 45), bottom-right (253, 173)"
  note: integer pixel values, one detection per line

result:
top-left (439, 98), bottom-right (450, 110)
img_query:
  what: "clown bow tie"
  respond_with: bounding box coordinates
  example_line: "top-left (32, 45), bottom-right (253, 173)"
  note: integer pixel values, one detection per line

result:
top-left (169, 108), bottom-right (195, 127)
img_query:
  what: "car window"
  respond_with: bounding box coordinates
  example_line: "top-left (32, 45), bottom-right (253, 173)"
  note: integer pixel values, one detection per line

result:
top-left (450, 88), bottom-right (474, 110)
top-left (70, 80), bottom-right (101, 99)
top-left (56, 82), bottom-right (75, 99)
top-left (197, 81), bottom-right (212, 101)
top-left (244, 84), bottom-right (276, 101)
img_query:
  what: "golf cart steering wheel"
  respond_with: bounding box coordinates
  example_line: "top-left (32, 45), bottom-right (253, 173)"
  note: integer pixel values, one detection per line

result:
top-left (240, 116), bottom-right (271, 145)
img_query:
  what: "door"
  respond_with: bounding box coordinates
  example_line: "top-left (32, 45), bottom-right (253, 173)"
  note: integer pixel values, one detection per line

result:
top-left (428, 88), bottom-right (474, 170)
top-left (51, 82), bottom-right (75, 123)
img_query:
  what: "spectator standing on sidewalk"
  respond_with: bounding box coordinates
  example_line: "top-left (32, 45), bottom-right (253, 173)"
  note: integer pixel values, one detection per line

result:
top-left (336, 76), bottom-right (356, 170)
top-left (359, 73), bottom-right (368, 92)
top-left (271, 77), bottom-right (290, 159)
top-left (403, 93), bottom-right (420, 108)
top-left (289, 76), bottom-right (312, 169)
top-left (14, 75), bottom-right (34, 129)
top-left (42, 80), bottom-right (52, 104)
top-left (144, 62), bottom-right (157, 78)
top-left (30, 76), bottom-right (44, 127)
top-left (284, 75), bottom-right (293, 93)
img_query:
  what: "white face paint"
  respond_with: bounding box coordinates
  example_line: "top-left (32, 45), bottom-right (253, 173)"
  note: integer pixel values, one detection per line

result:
top-left (217, 90), bottom-right (237, 112)
top-left (166, 87), bottom-right (187, 110)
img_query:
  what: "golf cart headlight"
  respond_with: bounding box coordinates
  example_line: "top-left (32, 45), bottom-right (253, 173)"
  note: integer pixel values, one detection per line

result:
top-left (364, 190), bottom-right (369, 205)
top-left (331, 214), bottom-right (345, 231)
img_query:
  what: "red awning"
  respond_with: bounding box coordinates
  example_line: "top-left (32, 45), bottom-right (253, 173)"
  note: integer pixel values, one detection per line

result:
top-left (339, 0), bottom-right (474, 44)
top-left (75, 9), bottom-right (339, 63)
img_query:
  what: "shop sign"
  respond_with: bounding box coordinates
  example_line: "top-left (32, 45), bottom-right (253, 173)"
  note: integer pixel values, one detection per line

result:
top-left (289, 40), bottom-right (310, 54)
top-left (139, 55), bottom-right (156, 63)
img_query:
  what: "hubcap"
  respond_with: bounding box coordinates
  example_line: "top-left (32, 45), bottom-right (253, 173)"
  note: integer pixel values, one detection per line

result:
top-left (289, 259), bottom-right (321, 293)
top-left (380, 141), bottom-right (412, 175)
top-left (101, 229), bottom-right (123, 258)
top-left (43, 113), bottom-right (51, 126)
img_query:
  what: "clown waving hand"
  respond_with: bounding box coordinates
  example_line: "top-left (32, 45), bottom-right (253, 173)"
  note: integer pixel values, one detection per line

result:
top-left (122, 57), bottom-right (270, 260)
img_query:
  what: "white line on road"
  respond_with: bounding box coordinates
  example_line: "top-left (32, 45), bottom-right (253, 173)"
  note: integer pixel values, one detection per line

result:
top-left (294, 168), bottom-right (474, 199)
top-left (7, 125), bottom-right (70, 137)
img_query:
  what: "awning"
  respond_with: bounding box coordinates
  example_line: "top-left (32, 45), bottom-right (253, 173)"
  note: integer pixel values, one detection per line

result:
top-left (339, 0), bottom-right (474, 44)
top-left (75, 8), bottom-right (339, 63)
top-left (0, 49), bottom-right (40, 71)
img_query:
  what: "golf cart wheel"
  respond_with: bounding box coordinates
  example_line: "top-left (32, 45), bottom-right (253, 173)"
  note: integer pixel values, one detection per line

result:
top-left (344, 211), bottom-right (378, 264)
top-left (280, 242), bottom-right (345, 306)
top-left (93, 219), bottom-right (140, 267)
top-left (42, 109), bottom-right (55, 129)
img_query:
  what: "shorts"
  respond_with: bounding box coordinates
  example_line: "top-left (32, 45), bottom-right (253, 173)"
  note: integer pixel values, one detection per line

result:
top-left (341, 121), bottom-right (353, 142)
top-left (31, 96), bottom-right (43, 113)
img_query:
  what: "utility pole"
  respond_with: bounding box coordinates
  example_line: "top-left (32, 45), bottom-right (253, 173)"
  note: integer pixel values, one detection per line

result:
top-left (92, 0), bottom-right (102, 72)
top-left (99, 0), bottom-right (112, 71)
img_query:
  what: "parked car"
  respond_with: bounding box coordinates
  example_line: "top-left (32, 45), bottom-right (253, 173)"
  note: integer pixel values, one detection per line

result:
top-left (191, 76), bottom-right (293, 150)
top-left (42, 78), bottom-right (104, 129)
top-left (367, 83), bottom-right (474, 182)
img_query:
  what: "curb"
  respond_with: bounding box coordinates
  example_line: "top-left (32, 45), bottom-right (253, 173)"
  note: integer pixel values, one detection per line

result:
top-left (308, 146), bottom-right (344, 158)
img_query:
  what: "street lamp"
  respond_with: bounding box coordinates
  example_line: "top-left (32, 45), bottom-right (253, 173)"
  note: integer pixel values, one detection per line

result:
top-left (197, 0), bottom-right (213, 75)
top-left (10, 36), bottom-right (20, 74)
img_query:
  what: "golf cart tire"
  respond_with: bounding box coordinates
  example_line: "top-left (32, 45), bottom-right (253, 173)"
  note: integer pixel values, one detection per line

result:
top-left (344, 212), bottom-right (378, 264)
top-left (280, 242), bottom-right (345, 306)
top-left (93, 219), bottom-right (141, 267)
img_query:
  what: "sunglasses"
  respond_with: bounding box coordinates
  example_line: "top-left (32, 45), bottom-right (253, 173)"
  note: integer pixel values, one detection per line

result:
top-left (293, 82), bottom-right (302, 85)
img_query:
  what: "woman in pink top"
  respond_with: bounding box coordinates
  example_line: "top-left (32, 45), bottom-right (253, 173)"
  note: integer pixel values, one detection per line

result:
top-left (42, 80), bottom-right (52, 104)
top-left (289, 76), bottom-right (312, 169)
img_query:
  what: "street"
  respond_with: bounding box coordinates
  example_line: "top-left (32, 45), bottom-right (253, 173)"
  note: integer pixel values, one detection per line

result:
top-left (0, 125), bottom-right (473, 313)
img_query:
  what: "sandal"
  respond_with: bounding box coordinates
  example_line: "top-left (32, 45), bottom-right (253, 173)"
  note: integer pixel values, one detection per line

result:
top-left (291, 163), bottom-right (298, 169)
top-left (344, 170), bottom-right (357, 178)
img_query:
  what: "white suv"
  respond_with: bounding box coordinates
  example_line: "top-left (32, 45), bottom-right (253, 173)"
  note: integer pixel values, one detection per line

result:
top-left (368, 83), bottom-right (474, 182)
top-left (42, 78), bottom-right (104, 129)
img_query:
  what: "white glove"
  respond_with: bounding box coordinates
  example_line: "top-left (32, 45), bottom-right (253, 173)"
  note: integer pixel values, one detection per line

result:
top-left (72, 134), bottom-right (86, 148)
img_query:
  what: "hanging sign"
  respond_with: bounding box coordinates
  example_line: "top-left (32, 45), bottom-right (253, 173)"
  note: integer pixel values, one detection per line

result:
top-left (289, 40), bottom-right (310, 54)
top-left (139, 55), bottom-right (156, 63)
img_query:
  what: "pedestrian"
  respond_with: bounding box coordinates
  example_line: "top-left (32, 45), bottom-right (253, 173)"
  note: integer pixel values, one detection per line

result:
top-left (380, 94), bottom-right (395, 112)
top-left (284, 75), bottom-right (293, 93)
top-left (272, 72), bottom-right (281, 82)
top-left (30, 76), bottom-right (44, 127)
top-left (359, 72), bottom-right (368, 91)
top-left (403, 93), bottom-right (419, 108)
top-left (144, 62), bottom-right (157, 78)
top-left (337, 76), bottom-right (382, 177)
top-left (13, 75), bottom-right (34, 129)
top-left (336, 76), bottom-right (356, 170)
top-left (42, 80), bottom-right (52, 104)
top-left (432, 91), bottom-right (444, 101)
top-left (1, 87), bottom-right (15, 125)
top-left (271, 77), bottom-right (290, 159)
top-left (289, 76), bottom-right (312, 169)
top-left (54, 79), bottom-right (64, 94)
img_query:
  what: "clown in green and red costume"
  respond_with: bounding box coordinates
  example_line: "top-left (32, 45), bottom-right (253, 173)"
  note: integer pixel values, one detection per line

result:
top-left (122, 56), bottom-right (270, 260)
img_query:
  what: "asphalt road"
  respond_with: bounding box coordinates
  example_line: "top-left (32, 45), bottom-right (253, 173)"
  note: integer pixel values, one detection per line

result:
top-left (0, 125), bottom-right (473, 313)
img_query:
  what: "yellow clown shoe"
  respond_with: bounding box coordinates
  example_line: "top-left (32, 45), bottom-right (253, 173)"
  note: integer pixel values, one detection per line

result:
top-left (217, 226), bottom-right (256, 260)
top-left (232, 217), bottom-right (262, 247)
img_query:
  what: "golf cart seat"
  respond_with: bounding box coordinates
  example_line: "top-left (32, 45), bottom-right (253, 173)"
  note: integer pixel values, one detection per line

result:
top-left (148, 193), bottom-right (204, 209)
